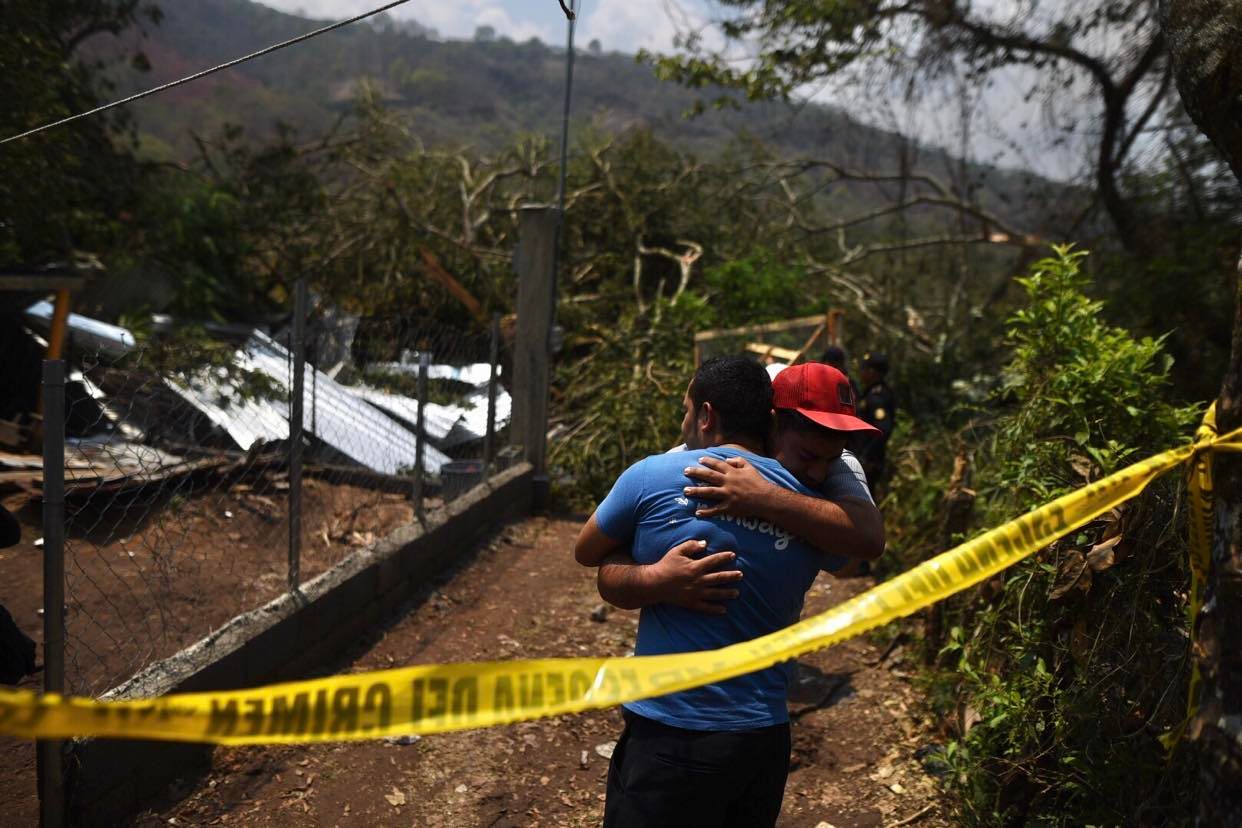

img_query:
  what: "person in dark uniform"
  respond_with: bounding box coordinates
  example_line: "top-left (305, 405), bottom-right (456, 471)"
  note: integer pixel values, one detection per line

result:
top-left (820, 345), bottom-right (861, 401)
top-left (853, 352), bottom-right (897, 493)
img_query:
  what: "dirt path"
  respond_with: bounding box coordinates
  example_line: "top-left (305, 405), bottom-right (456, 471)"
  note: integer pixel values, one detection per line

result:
top-left (138, 516), bottom-right (951, 827)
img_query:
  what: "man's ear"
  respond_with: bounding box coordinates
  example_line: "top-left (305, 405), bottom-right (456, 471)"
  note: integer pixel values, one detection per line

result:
top-left (697, 401), bottom-right (716, 434)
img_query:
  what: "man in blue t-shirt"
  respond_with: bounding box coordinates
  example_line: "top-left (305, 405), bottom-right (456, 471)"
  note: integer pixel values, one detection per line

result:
top-left (574, 357), bottom-right (882, 827)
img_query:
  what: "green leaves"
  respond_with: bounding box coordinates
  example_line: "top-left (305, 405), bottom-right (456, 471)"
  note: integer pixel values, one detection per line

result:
top-left (995, 245), bottom-right (1199, 500)
top-left (0, 0), bottom-right (153, 270)
top-left (701, 254), bottom-right (806, 328)
top-left (907, 245), bottom-right (1203, 824)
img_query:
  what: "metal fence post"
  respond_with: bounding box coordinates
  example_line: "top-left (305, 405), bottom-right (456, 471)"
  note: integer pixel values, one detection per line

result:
top-left (40, 359), bottom-right (66, 828)
top-left (413, 352), bottom-right (429, 521)
top-left (289, 279), bottom-right (307, 590)
top-left (483, 313), bottom-right (500, 473)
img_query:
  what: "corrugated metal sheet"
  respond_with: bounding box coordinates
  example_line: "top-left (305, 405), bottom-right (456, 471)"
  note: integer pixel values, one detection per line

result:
top-left (163, 369), bottom-right (289, 452)
top-left (368, 361), bottom-right (493, 387)
top-left (348, 385), bottom-right (458, 443)
top-left (361, 362), bottom-right (510, 447)
top-left (26, 300), bottom-right (465, 477)
top-left (244, 331), bottom-right (449, 475)
top-left (351, 382), bottom-right (511, 448)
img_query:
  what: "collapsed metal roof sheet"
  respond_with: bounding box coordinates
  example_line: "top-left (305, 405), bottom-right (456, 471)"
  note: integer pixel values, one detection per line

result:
top-left (348, 385), bottom-right (458, 443)
top-left (163, 369), bottom-right (289, 452)
top-left (361, 362), bottom-right (511, 448)
top-left (24, 301), bottom-right (464, 477)
top-left (368, 361), bottom-right (494, 387)
top-left (243, 331), bottom-right (450, 475)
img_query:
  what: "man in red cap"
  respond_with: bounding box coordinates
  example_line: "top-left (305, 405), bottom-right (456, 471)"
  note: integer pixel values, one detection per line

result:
top-left (603, 360), bottom-right (885, 612)
top-left (685, 360), bottom-right (883, 562)
top-left (575, 357), bottom-right (884, 826)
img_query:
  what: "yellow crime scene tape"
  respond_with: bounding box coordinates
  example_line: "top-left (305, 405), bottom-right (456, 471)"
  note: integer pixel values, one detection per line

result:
top-left (3, 418), bottom-right (1241, 746)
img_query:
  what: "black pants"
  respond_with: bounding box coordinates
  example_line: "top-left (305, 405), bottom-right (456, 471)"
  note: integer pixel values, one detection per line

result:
top-left (603, 710), bottom-right (791, 828)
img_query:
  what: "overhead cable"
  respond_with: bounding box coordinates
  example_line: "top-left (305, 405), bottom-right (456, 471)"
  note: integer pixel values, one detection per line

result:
top-left (1, 0), bottom-right (413, 145)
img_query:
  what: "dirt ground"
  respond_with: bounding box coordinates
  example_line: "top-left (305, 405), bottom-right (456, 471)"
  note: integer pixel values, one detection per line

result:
top-left (0, 474), bottom-right (420, 828)
top-left (132, 517), bottom-right (953, 828)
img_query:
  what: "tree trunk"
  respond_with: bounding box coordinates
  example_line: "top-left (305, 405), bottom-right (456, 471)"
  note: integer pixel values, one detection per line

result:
top-left (1160, 1), bottom-right (1242, 818)
top-left (1196, 248), bottom-right (1242, 823)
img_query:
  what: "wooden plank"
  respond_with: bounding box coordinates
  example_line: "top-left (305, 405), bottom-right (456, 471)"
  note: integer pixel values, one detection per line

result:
top-left (791, 323), bottom-right (828, 364)
top-left (745, 342), bottom-right (801, 362)
top-left (694, 314), bottom-right (827, 344)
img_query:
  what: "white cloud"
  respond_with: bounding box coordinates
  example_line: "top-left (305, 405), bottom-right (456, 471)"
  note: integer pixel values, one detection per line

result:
top-left (579, 0), bottom-right (718, 54)
top-left (399, 0), bottom-right (551, 40)
top-left (473, 5), bottom-right (549, 42)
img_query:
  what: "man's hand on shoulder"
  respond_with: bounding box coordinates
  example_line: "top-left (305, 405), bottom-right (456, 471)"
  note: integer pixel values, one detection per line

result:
top-left (685, 456), bottom-right (885, 563)
top-left (682, 456), bottom-right (775, 519)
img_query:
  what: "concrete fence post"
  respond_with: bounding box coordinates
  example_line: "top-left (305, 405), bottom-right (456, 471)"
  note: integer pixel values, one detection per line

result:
top-left (511, 205), bottom-right (559, 482)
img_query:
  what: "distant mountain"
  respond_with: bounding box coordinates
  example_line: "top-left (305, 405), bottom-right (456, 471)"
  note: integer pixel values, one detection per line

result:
top-left (91, 0), bottom-right (1058, 229)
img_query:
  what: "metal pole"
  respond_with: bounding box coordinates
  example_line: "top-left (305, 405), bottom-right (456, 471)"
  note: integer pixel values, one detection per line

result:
top-left (311, 335), bottom-right (318, 435)
top-left (413, 352), bottom-right (429, 522)
top-left (483, 314), bottom-right (500, 472)
top-left (40, 359), bottom-right (65, 828)
top-left (289, 279), bottom-right (307, 590)
top-left (556, 1), bottom-right (579, 213)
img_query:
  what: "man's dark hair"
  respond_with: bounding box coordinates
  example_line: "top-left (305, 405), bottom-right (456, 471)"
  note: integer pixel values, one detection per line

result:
top-left (689, 355), bottom-right (772, 443)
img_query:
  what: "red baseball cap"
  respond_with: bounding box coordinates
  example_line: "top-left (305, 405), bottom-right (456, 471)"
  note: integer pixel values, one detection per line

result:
top-left (771, 363), bottom-right (880, 434)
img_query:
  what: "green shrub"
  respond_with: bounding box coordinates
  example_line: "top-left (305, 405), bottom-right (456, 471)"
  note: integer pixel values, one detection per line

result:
top-left (913, 247), bottom-right (1201, 825)
top-left (995, 246), bottom-right (1196, 503)
top-left (700, 253), bottom-right (807, 328)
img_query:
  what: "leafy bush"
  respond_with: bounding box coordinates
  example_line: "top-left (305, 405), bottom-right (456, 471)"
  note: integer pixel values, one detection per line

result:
top-left (701, 253), bottom-right (807, 328)
top-left (903, 247), bottom-right (1201, 824)
top-left (994, 246), bottom-right (1197, 503)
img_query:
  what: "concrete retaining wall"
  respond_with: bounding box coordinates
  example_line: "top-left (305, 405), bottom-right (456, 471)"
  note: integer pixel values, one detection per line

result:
top-left (64, 462), bottom-right (534, 825)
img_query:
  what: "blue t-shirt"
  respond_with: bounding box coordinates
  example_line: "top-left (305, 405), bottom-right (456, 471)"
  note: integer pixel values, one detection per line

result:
top-left (594, 446), bottom-right (847, 731)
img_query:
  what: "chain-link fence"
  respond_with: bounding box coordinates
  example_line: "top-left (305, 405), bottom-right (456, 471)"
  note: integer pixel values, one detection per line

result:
top-left (298, 309), bottom-right (513, 575)
top-left (15, 287), bottom-right (509, 699)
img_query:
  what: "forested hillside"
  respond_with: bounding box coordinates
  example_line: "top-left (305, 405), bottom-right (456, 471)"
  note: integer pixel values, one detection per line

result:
top-left (92, 0), bottom-right (1056, 230)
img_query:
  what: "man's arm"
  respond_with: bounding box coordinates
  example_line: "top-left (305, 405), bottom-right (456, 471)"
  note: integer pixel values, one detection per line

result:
top-left (597, 541), bottom-right (742, 614)
top-left (578, 513), bottom-right (744, 613)
top-left (683, 456), bottom-right (885, 561)
top-left (574, 513), bottom-right (625, 567)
